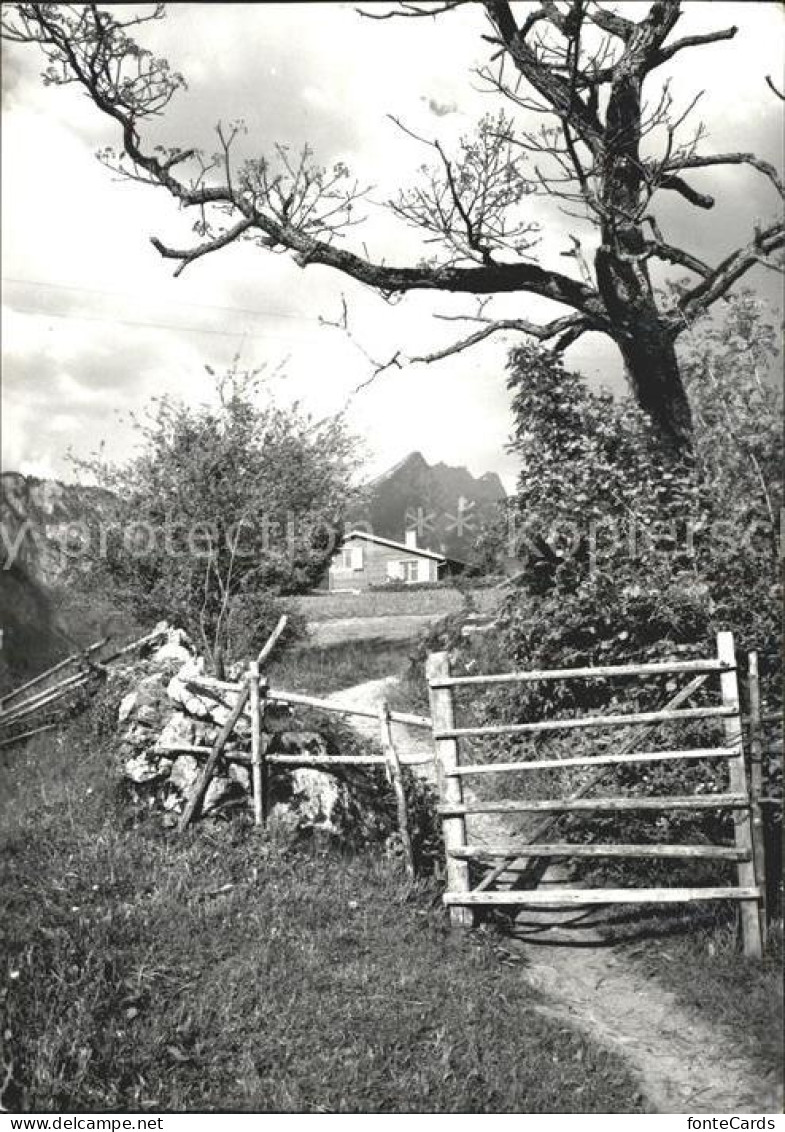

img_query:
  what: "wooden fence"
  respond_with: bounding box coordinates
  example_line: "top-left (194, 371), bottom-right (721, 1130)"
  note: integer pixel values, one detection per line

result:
top-left (177, 623), bottom-right (430, 879)
top-left (0, 624), bottom-right (171, 740)
top-left (426, 631), bottom-right (767, 957)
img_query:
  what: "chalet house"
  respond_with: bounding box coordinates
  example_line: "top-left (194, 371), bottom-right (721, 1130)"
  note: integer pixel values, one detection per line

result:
top-left (326, 529), bottom-right (462, 591)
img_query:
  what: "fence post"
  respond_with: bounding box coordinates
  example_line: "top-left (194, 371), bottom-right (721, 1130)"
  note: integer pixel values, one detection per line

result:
top-left (427, 651), bottom-right (473, 927)
top-left (179, 678), bottom-right (250, 833)
top-left (379, 702), bottom-right (416, 881)
top-left (747, 651), bottom-right (768, 947)
top-left (717, 632), bottom-right (762, 958)
top-left (249, 661), bottom-right (268, 828)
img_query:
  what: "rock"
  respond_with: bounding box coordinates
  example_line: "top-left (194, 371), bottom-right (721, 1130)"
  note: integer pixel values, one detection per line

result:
top-left (167, 656), bottom-right (208, 715)
top-left (193, 720), bottom-right (220, 747)
top-left (135, 703), bottom-right (162, 728)
top-left (118, 692), bottom-right (137, 724)
top-left (269, 766), bottom-right (347, 836)
top-left (170, 754), bottom-right (200, 795)
top-left (158, 712), bottom-right (196, 750)
top-left (228, 763), bottom-right (251, 792)
top-left (151, 627), bottom-right (193, 666)
top-left (152, 641), bottom-right (192, 665)
top-left (121, 723), bottom-right (157, 750)
top-left (162, 790), bottom-right (182, 813)
top-left (211, 703), bottom-right (233, 728)
top-left (203, 776), bottom-right (235, 813)
top-left (124, 752), bottom-right (168, 783)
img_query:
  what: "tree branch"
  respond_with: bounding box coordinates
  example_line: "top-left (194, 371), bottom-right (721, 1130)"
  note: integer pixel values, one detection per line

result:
top-left (584, 4), bottom-right (634, 42)
top-left (408, 311), bottom-right (596, 363)
top-left (663, 152), bottom-right (784, 199)
top-left (357, 1), bottom-right (468, 18)
top-left (655, 24), bottom-right (737, 65)
top-left (151, 218), bottom-right (255, 277)
top-left (645, 240), bottom-right (711, 278)
top-left (673, 221), bottom-right (785, 328)
top-left (482, 0), bottom-right (605, 156)
top-left (657, 174), bottom-right (715, 209)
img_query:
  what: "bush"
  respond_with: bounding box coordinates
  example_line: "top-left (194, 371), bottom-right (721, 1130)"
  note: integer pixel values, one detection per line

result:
top-left (441, 299), bottom-right (782, 886)
top-left (67, 361), bottom-right (362, 669)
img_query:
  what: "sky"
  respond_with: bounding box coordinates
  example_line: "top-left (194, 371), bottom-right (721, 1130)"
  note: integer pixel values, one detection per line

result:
top-left (2, 1), bottom-right (783, 491)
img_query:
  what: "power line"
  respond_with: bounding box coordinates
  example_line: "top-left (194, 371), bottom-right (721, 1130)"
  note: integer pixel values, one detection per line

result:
top-left (1, 275), bottom-right (327, 325)
top-left (3, 303), bottom-right (326, 342)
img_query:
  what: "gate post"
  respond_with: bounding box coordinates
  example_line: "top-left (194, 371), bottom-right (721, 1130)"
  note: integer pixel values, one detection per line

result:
top-left (747, 651), bottom-right (768, 948)
top-left (427, 651), bottom-right (473, 927)
top-left (717, 632), bottom-right (763, 958)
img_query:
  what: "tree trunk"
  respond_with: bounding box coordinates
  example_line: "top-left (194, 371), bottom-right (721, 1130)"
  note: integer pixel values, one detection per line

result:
top-left (595, 243), bottom-right (694, 461)
top-left (593, 53), bottom-right (695, 460)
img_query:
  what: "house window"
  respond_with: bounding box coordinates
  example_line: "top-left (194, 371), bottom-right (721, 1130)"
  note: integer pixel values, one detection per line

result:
top-left (339, 546), bottom-right (363, 571)
top-left (400, 560), bottom-right (420, 583)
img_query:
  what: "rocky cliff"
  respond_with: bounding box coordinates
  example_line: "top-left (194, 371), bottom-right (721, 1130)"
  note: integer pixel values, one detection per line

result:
top-left (1, 473), bottom-right (114, 687)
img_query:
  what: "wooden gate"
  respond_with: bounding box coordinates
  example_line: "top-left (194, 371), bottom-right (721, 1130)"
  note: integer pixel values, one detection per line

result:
top-left (427, 631), bottom-right (764, 957)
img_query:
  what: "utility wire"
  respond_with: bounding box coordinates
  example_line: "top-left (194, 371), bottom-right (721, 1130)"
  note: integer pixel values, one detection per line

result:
top-left (1, 275), bottom-right (327, 325)
top-left (3, 304), bottom-right (328, 342)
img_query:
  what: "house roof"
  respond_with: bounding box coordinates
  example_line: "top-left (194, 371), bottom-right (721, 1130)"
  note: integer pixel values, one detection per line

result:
top-left (340, 530), bottom-right (446, 562)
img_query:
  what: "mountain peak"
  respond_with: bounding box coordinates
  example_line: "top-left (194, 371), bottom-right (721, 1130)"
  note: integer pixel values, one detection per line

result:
top-left (355, 453), bottom-right (506, 561)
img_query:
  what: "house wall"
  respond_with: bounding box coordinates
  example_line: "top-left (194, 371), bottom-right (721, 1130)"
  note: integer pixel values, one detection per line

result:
top-left (327, 536), bottom-right (439, 590)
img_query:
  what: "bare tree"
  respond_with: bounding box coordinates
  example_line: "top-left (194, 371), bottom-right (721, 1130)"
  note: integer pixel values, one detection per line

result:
top-left (3, 1), bottom-right (783, 458)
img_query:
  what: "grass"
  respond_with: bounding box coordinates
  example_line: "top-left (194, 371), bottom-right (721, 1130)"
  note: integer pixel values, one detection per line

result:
top-left (620, 913), bottom-right (783, 1077)
top-left (0, 693), bottom-right (645, 1114)
top-left (288, 588), bottom-right (466, 621)
top-left (266, 638), bottom-right (416, 697)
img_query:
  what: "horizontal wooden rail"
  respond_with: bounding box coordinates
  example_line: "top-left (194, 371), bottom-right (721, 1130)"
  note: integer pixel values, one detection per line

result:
top-left (448, 842), bottom-right (749, 862)
top-left (429, 657), bottom-right (731, 689)
top-left (443, 886), bottom-right (761, 907)
top-left (449, 745), bottom-right (740, 775)
top-left (0, 671), bottom-right (93, 727)
top-left (0, 637), bottom-right (108, 708)
top-left (186, 677), bottom-right (432, 729)
top-left (439, 792), bottom-right (749, 816)
top-left (269, 689), bottom-right (432, 730)
top-left (154, 743), bottom-right (250, 764)
top-left (0, 722), bottom-right (59, 749)
top-left (266, 753), bottom-right (388, 766)
top-left (154, 744), bottom-right (430, 768)
top-left (435, 704), bottom-right (734, 739)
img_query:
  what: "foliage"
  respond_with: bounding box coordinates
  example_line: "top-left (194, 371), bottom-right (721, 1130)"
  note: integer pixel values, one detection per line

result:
top-left (446, 295), bottom-right (782, 875)
top-left (68, 364), bottom-right (362, 665)
top-left (480, 293), bottom-right (782, 703)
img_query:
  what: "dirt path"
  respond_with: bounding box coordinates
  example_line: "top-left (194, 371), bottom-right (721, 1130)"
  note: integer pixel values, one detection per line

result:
top-left (330, 675), bottom-right (782, 1115)
top-left (306, 613), bottom-right (444, 647)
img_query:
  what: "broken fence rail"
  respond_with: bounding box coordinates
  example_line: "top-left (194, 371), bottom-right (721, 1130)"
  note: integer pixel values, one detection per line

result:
top-left (185, 675), bottom-right (432, 733)
top-left (0, 624), bottom-right (170, 734)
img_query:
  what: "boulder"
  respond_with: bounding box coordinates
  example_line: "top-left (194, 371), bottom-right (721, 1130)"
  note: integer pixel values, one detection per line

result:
top-left (228, 763), bottom-right (251, 792)
top-left (170, 754), bottom-right (200, 795)
top-left (152, 641), bottom-right (191, 665)
top-left (118, 692), bottom-right (137, 724)
top-left (269, 765), bottom-right (348, 836)
top-left (203, 775), bottom-right (236, 814)
top-left (158, 712), bottom-right (197, 750)
top-left (151, 627), bottom-right (194, 666)
top-left (124, 751), bottom-right (169, 784)
top-left (135, 703), bottom-right (162, 728)
top-left (166, 657), bottom-right (235, 722)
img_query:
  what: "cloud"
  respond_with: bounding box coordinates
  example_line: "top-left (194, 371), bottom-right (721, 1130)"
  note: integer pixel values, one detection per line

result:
top-left (422, 96), bottom-right (458, 118)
